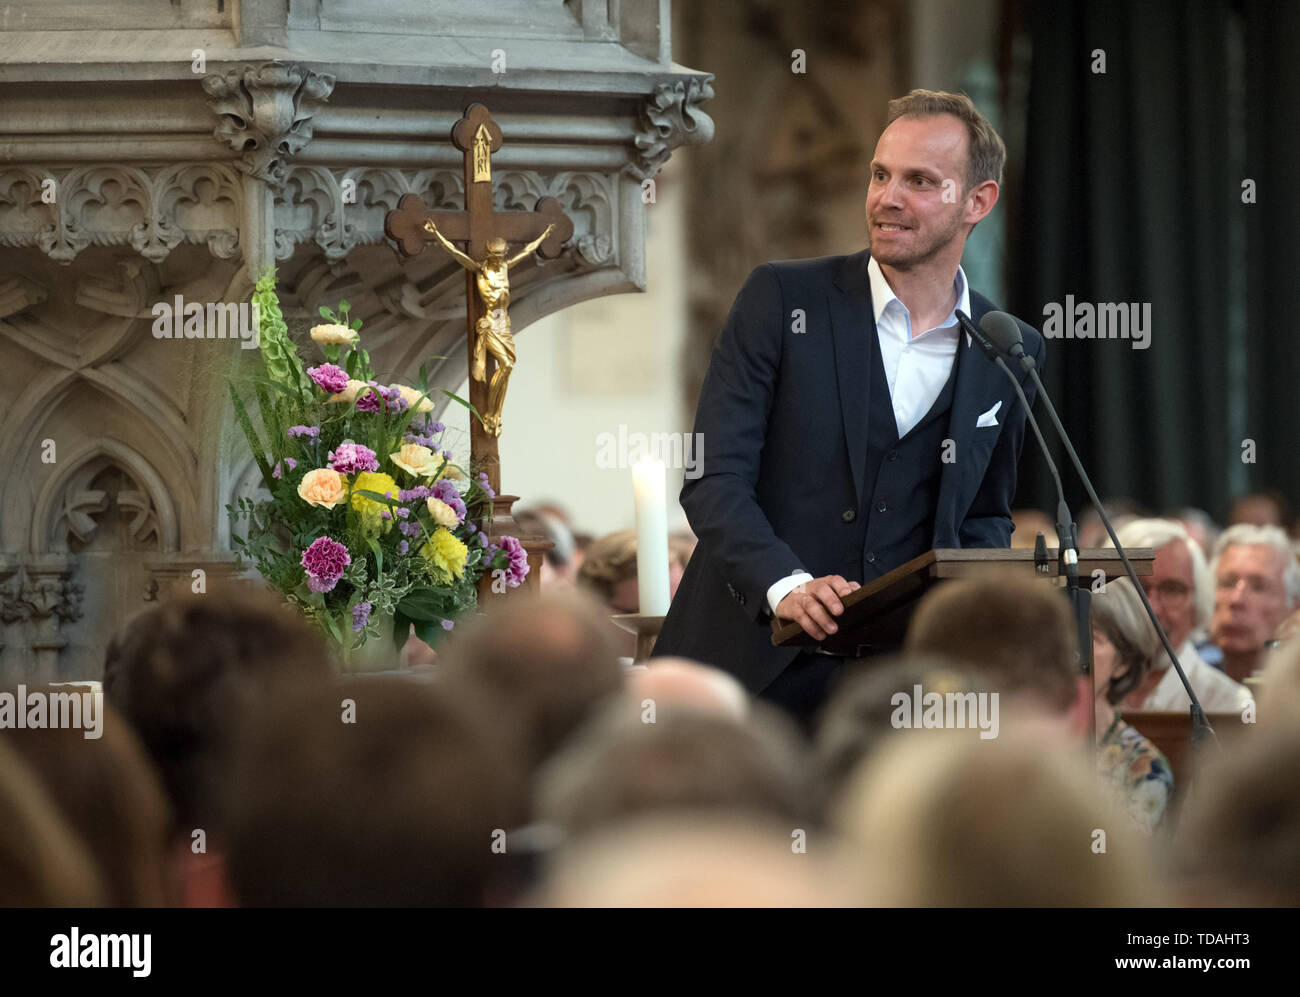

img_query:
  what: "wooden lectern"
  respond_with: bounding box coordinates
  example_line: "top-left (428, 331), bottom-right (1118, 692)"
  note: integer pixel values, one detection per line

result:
top-left (770, 547), bottom-right (1154, 655)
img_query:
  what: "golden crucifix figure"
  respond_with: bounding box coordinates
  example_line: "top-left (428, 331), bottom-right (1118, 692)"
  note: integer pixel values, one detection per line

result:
top-left (423, 221), bottom-right (555, 437)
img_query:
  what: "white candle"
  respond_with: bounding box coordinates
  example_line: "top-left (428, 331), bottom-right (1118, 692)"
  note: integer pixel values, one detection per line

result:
top-left (631, 455), bottom-right (670, 617)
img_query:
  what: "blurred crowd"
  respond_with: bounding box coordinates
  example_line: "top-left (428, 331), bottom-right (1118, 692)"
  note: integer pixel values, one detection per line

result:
top-left (4, 491), bottom-right (1300, 907)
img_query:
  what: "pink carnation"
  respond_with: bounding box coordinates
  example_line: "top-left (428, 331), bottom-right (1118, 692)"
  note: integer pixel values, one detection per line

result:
top-left (301, 536), bottom-right (351, 593)
top-left (327, 442), bottom-right (380, 475)
top-left (307, 363), bottom-right (349, 395)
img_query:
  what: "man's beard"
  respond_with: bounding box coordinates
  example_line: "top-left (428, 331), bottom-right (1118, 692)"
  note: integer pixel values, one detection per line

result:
top-left (868, 210), bottom-right (965, 269)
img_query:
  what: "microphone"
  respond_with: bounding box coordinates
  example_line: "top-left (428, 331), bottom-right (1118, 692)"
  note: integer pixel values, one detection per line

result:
top-left (978, 310), bottom-right (1215, 747)
top-left (956, 310), bottom-right (1087, 678)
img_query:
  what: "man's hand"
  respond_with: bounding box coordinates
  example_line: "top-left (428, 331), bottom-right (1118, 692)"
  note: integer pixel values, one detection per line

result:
top-left (775, 575), bottom-right (861, 641)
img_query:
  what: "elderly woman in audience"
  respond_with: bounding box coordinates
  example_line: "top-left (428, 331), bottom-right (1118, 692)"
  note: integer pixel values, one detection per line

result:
top-left (1090, 578), bottom-right (1174, 834)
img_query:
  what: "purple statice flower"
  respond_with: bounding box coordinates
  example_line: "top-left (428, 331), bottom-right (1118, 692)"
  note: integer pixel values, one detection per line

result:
top-left (352, 601), bottom-right (372, 632)
top-left (495, 535), bottom-right (529, 588)
top-left (398, 540), bottom-right (409, 555)
top-left (395, 507), bottom-right (410, 519)
top-left (398, 485), bottom-right (432, 503)
top-left (466, 522), bottom-right (477, 534)
top-left (328, 442), bottom-right (380, 475)
top-left (354, 381), bottom-right (408, 415)
top-left (380, 509), bottom-right (391, 520)
top-left (441, 619), bottom-right (455, 631)
top-left (307, 363), bottom-right (349, 395)
top-left (431, 479), bottom-right (466, 522)
top-left (288, 425), bottom-right (320, 440)
top-left (272, 456), bottom-right (298, 479)
top-left (398, 521), bottom-right (421, 538)
top-left (301, 536), bottom-right (350, 594)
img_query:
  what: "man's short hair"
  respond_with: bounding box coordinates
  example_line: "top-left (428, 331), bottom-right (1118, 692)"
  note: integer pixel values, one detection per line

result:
top-left (886, 88), bottom-right (1006, 191)
top-left (1211, 523), bottom-right (1300, 607)
top-left (904, 575), bottom-right (1078, 713)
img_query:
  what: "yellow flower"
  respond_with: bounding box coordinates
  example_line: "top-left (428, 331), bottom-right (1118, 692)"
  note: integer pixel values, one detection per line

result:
top-left (310, 323), bottom-right (359, 345)
top-left (420, 527), bottom-right (469, 580)
top-left (390, 443), bottom-right (439, 478)
top-left (437, 458), bottom-right (465, 481)
top-left (393, 384), bottom-right (435, 414)
top-left (426, 496), bottom-right (459, 528)
top-left (325, 379), bottom-right (370, 405)
top-left (350, 471), bottom-right (399, 532)
top-left (297, 468), bottom-right (347, 509)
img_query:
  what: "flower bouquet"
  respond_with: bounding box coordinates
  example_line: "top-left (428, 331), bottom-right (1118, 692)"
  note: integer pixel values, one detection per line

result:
top-left (227, 269), bottom-right (528, 666)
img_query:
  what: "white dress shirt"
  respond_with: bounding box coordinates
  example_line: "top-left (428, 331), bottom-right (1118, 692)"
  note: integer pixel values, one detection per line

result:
top-left (766, 257), bottom-right (971, 616)
top-left (1133, 639), bottom-right (1254, 713)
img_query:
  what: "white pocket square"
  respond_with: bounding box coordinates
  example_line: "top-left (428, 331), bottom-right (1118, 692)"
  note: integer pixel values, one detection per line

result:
top-left (975, 400), bottom-right (1002, 428)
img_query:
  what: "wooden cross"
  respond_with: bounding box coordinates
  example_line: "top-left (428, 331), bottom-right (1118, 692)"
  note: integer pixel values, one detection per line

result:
top-left (383, 103), bottom-right (573, 495)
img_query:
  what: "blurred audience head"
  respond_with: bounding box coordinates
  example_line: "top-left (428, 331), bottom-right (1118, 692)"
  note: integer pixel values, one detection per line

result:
top-left (629, 657), bottom-right (748, 721)
top-left (437, 589), bottom-right (623, 771)
top-left (904, 575), bottom-right (1084, 733)
top-left (815, 656), bottom-right (992, 810)
top-left (1089, 578), bottom-right (1159, 707)
top-left (1228, 490), bottom-right (1290, 530)
top-left (1111, 518), bottom-right (1212, 650)
top-left (514, 506), bottom-right (577, 587)
top-left (836, 731), bottom-right (1155, 905)
top-left (225, 678), bottom-right (526, 906)
top-left (1077, 497), bottom-right (1146, 549)
top-left (0, 739), bottom-right (105, 906)
top-left (576, 529), bottom-right (639, 613)
top-left (535, 699), bottom-right (807, 841)
top-left (102, 584), bottom-right (332, 837)
top-left (2, 688), bottom-right (172, 906)
top-left (1176, 728), bottom-right (1300, 906)
top-left (534, 814), bottom-right (856, 906)
top-left (1170, 506), bottom-right (1219, 556)
top-left (1209, 524), bottom-right (1300, 680)
top-left (1010, 508), bottom-right (1058, 548)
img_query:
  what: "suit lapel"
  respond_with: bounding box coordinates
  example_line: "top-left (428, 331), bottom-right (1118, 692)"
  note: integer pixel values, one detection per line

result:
top-left (934, 291), bottom-right (1005, 545)
top-left (828, 250), bottom-right (874, 507)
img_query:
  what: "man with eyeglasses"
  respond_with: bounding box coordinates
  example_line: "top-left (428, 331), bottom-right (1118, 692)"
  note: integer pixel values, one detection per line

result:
top-left (1209, 523), bottom-right (1300, 684)
top-left (1111, 519), bottom-right (1252, 712)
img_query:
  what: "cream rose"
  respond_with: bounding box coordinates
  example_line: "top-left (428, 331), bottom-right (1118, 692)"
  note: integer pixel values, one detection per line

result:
top-left (297, 468), bottom-right (347, 509)
top-left (325, 379), bottom-right (369, 404)
top-left (390, 443), bottom-right (439, 478)
top-left (392, 384), bottom-right (435, 414)
top-left (426, 496), bottom-right (460, 528)
top-left (310, 323), bottom-right (359, 345)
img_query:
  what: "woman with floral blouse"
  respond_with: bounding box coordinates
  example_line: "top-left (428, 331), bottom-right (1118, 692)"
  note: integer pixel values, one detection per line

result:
top-left (1090, 577), bottom-right (1174, 834)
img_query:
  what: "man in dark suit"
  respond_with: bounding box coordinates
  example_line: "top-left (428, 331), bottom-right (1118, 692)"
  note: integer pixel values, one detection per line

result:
top-left (652, 90), bottom-right (1046, 728)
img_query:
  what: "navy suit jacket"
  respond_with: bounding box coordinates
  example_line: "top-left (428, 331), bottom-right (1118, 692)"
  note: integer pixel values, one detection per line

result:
top-left (652, 248), bottom-right (1047, 693)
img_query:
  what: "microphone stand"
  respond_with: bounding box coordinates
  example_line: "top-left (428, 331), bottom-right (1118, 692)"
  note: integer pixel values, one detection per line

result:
top-left (957, 312), bottom-right (1093, 744)
top-left (990, 320), bottom-right (1217, 750)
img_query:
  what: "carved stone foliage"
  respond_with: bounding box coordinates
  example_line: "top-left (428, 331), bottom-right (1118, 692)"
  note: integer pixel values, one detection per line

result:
top-left (0, 566), bottom-right (84, 626)
top-left (272, 166), bottom-right (618, 269)
top-left (203, 64), bottom-right (336, 186)
top-left (0, 164), bottom-right (243, 265)
top-left (628, 77), bottom-right (717, 180)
